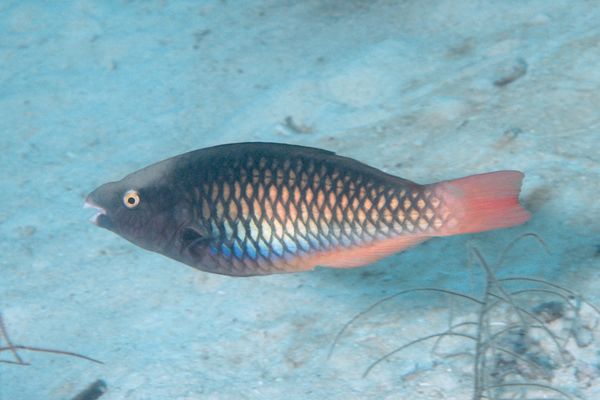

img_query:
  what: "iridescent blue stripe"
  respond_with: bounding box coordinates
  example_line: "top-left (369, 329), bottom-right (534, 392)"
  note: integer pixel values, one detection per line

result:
top-left (233, 241), bottom-right (244, 259)
top-left (246, 242), bottom-right (257, 260)
top-left (271, 240), bottom-right (284, 257)
top-left (221, 243), bottom-right (231, 257)
top-left (284, 236), bottom-right (297, 254)
top-left (327, 234), bottom-right (339, 246)
top-left (258, 241), bottom-right (270, 258)
top-left (296, 235), bottom-right (310, 252)
top-left (307, 234), bottom-right (320, 249)
top-left (317, 233), bottom-right (330, 248)
top-left (340, 236), bottom-right (352, 247)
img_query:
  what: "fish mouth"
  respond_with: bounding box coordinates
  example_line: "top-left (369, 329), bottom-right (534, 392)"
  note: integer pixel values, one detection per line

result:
top-left (84, 196), bottom-right (108, 226)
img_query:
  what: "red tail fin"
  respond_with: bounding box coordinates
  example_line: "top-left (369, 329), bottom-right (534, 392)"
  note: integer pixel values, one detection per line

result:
top-left (434, 171), bottom-right (530, 236)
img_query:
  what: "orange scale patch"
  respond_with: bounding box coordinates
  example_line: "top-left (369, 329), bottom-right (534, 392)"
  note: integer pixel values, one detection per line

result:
top-left (269, 185), bottom-right (278, 203)
top-left (281, 186), bottom-right (290, 203)
top-left (276, 201), bottom-right (286, 221)
top-left (245, 183), bottom-right (254, 199)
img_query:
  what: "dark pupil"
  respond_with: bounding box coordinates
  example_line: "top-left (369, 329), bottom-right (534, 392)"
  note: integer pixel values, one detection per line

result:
top-left (127, 197), bottom-right (136, 204)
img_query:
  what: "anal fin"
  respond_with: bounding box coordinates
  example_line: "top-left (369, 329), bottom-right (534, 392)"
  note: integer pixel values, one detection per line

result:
top-left (302, 235), bottom-right (429, 269)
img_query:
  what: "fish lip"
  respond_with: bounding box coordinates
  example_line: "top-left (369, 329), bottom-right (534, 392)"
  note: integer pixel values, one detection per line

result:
top-left (84, 196), bottom-right (107, 226)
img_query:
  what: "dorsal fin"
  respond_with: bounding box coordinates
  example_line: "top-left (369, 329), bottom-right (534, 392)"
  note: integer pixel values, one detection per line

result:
top-left (207, 142), bottom-right (337, 158)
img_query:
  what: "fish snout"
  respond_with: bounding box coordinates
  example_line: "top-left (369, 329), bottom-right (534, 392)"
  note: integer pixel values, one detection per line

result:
top-left (84, 196), bottom-right (110, 228)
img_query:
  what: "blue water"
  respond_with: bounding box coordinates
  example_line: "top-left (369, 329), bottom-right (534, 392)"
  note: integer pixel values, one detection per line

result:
top-left (2, 1), bottom-right (600, 399)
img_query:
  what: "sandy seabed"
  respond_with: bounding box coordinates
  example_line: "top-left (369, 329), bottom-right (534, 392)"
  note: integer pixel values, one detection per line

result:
top-left (1, 1), bottom-right (600, 399)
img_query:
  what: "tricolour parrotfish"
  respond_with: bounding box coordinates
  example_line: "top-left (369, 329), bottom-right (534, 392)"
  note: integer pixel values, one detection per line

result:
top-left (85, 142), bottom-right (530, 276)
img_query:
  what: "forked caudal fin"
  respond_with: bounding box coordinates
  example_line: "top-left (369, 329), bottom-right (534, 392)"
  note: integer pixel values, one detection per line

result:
top-left (434, 170), bottom-right (531, 236)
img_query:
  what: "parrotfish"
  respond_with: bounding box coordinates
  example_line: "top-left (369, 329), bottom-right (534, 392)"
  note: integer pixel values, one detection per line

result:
top-left (85, 142), bottom-right (530, 276)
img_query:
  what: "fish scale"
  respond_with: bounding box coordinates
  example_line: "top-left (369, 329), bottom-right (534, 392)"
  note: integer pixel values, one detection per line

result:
top-left (86, 142), bottom-right (530, 276)
top-left (193, 152), bottom-right (449, 275)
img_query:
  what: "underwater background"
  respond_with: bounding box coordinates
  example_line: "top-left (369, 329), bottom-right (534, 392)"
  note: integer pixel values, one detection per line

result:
top-left (1, 1), bottom-right (599, 399)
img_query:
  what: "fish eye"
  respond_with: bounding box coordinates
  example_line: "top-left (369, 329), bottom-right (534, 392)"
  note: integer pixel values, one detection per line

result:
top-left (123, 190), bottom-right (141, 209)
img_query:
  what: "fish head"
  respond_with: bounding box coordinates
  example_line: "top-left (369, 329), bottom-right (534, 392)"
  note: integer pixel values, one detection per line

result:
top-left (85, 158), bottom-right (184, 255)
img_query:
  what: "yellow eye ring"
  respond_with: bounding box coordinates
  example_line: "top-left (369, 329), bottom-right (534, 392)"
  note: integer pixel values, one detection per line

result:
top-left (123, 190), bottom-right (141, 208)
